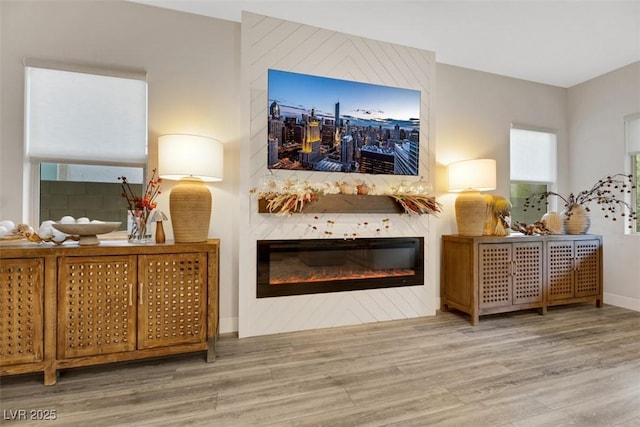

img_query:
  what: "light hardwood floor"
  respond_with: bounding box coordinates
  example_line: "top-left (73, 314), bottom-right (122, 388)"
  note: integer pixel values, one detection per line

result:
top-left (1, 304), bottom-right (639, 426)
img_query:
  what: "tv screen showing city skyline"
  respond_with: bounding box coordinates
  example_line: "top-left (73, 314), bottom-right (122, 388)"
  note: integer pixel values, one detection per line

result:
top-left (267, 69), bottom-right (421, 176)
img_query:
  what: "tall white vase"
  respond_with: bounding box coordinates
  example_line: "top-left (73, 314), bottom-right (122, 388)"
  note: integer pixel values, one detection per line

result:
top-left (562, 205), bottom-right (591, 234)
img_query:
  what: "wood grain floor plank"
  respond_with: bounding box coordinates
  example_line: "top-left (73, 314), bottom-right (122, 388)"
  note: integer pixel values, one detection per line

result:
top-left (1, 304), bottom-right (638, 426)
top-left (275, 393), bottom-right (464, 427)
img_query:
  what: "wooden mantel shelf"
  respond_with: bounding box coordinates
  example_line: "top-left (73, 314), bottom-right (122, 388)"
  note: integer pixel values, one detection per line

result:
top-left (258, 194), bottom-right (404, 214)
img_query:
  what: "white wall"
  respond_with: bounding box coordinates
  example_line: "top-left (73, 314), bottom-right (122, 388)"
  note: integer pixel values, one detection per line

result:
top-left (238, 12), bottom-right (438, 337)
top-left (434, 64), bottom-right (568, 236)
top-left (567, 62), bottom-right (640, 310)
top-left (0, 0), bottom-right (242, 332)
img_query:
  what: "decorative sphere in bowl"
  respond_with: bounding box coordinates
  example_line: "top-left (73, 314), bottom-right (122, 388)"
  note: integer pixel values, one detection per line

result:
top-left (51, 221), bottom-right (121, 246)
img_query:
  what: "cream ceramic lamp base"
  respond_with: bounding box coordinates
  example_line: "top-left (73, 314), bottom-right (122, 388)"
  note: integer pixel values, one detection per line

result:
top-left (455, 190), bottom-right (489, 236)
top-left (170, 177), bottom-right (211, 243)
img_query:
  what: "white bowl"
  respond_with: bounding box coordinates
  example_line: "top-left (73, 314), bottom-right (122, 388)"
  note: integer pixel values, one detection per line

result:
top-left (51, 221), bottom-right (121, 246)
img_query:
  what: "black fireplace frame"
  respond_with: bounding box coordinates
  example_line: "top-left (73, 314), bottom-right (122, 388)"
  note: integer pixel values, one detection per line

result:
top-left (257, 237), bottom-right (424, 298)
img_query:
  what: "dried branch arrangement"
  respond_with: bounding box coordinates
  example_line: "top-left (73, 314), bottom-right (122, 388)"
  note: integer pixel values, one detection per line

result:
top-left (523, 173), bottom-right (637, 229)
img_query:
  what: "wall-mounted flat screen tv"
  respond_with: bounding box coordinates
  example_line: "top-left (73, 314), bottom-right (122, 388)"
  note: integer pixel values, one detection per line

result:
top-left (267, 69), bottom-right (421, 176)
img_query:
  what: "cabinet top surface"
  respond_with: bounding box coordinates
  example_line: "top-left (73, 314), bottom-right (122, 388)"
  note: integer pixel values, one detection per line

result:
top-left (0, 239), bottom-right (220, 258)
top-left (442, 234), bottom-right (602, 242)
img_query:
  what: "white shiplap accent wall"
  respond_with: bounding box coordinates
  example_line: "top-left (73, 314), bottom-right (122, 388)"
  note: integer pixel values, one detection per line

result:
top-left (239, 12), bottom-right (437, 338)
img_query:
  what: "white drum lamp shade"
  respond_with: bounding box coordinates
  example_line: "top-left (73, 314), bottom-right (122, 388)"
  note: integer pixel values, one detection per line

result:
top-left (448, 159), bottom-right (497, 236)
top-left (158, 134), bottom-right (223, 243)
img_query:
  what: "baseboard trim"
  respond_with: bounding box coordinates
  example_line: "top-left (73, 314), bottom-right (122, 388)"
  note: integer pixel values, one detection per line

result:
top-left (219, 294), bottom-right (636, 334)
top-left (219, 316), bottom-right (239, 334)
top-left (604, 293), bottom-right (640, 312)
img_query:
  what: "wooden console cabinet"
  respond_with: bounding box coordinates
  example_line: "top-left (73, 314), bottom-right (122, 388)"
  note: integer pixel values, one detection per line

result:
top-left (0, 240), bottom-right (219, 385)
top-left (441, 234), bottom-right (602, 325)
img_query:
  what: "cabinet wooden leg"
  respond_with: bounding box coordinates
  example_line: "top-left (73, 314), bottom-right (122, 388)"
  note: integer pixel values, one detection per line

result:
top-left (471, 314), bottom-right (479, 326)
top-left (44, 369), bottom-right (58, 386)
top-left (206, 336), bottom-right (217, 363)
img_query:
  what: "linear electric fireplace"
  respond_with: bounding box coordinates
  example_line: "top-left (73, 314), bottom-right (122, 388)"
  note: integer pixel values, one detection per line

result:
top-left (257, 237), bottom-right (424, 298)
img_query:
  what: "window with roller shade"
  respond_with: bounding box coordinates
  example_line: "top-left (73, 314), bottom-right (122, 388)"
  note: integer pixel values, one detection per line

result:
top-left (509, 125), bottom-right (557, 226)
top-left (24, 62), bottom-right (147, 228)
top-left (625, 113), bottom-right (640, 233)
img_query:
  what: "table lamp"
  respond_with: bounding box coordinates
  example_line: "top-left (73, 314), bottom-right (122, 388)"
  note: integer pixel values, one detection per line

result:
top-left (158, 134), bottom-right (223, 243)
top-left (448, 158), bottom-right (496, 236)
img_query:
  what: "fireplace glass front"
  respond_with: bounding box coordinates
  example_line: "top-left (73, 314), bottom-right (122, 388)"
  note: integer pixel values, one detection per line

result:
top-left (257, 237), bottom-right (424, 298)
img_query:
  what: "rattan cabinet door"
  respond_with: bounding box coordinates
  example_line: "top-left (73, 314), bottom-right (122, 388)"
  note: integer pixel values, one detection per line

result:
top-left (547, 241), bottom-right (575, 300)
top-left (575, 239), bottom-right (601, 297)
top-left (512, 242), bottom-right (543, 305)
top-left (58, 255), bottom-right (137, 358)
top-left (478, 243), bottom-right (512, 309)
top-left (137, 253), bottom-right (207, 349)
top-left (0, 258), bottom-right (44, 365)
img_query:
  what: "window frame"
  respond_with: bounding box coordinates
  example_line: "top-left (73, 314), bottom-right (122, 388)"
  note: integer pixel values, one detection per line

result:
top-left (509, 124), bottom-right (559, 224)
top-left (23, 59), bottom-right (148, 227)
top-left (624, 113), bottom-right (640, 235)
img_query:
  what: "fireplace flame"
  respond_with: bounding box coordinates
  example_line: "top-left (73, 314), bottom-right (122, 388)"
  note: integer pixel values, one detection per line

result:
top-left (270, 268), bottom-right (414, 285)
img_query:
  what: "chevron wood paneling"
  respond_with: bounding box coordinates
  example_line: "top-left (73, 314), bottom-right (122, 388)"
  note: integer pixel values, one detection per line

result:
top-left (239, 12), bottom-right (436, 337)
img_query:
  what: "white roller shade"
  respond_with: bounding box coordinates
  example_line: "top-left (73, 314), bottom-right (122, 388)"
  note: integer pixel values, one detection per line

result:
top-left (510, 127), bottom-right (557, 182)
top-left (626, 115), bottom-right (640, 155)
top-left (25, 66), bottom-right (147, 165)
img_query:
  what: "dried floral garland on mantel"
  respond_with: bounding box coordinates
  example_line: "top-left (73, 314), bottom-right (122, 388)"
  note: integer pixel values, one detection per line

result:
top-left (250, 177), bottom-right (441, 216)
top-left (388, 194), bottom-right (442, 215)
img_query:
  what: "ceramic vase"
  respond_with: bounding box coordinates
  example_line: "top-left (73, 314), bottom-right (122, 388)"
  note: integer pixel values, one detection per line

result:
top-left (562, 205), bottom-right (591, 234)
top-left (541, 211), bottom-right (563, 234)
